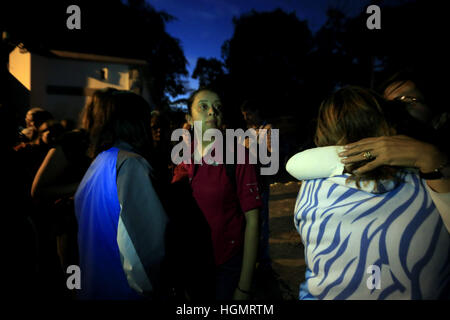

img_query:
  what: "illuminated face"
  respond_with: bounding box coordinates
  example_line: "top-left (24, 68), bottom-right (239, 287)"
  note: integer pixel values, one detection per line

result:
top-left (384, 80), bottom-right (432, 122)
top-left (188, 90), bottom-right (223, 132)
top-left (38, 122), bottom-right (51, 144)
top-left (25, 110), bottom-right (34, 128)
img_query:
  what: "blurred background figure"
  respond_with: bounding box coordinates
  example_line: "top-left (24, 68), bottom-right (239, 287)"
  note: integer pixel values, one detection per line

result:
top-left (1, 101), bottom-right (39, 299)
top-left (150, 110), bottom-right (172, 184)
top-left (19, 107), bottom-right (53, 143)
top-left (60, 118), bottom-right (76, 131)
top-left (14, 112), bottom-right (60, 190)
top-left (151, 110), bottom-right (162, 148)
top-left (37, 120), bottom-right (66, 147)
top-left (240, 99), bottom-right (273, 276)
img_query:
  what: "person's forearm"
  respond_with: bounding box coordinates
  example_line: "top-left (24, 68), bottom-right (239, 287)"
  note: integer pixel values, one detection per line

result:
top-left (287, 146), bottom-right (345, 180)
top-left (32, 146), bottom-right (70, 198)
top-left (339, 136), bottom-right (450, 193)
top-left (238, 209), bottom-right (259, 292)
top-left (417, 144), bottom-right (450, 193)
top-left (426, 179), bottom-right (450, 193)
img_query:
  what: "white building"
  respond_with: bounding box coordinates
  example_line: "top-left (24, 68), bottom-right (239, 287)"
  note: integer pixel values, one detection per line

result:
top-left (8, 44), bottom-right (152, 121)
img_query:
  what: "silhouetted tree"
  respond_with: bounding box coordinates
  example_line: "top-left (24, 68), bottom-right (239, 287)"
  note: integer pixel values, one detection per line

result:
top-left (221, 9), bottom-right (313, 121)
top-left (326, 0), bottom-right (448, 110)
top-left (316, 1), bottom-right (448, 87)
top-left (305, 9), bottom-right (353, 100)
top-left (189, 1), bottom-right (447, 154)
top-left (192, 57), bottom-right (226, 88)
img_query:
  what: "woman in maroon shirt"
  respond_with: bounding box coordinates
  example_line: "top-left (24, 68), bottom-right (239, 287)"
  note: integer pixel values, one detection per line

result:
top-left (172, 88), bottom-right (262, 300)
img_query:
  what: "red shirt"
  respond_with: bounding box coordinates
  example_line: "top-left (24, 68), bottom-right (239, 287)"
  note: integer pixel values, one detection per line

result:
top-left (172, 154), bottom-right (262, 266)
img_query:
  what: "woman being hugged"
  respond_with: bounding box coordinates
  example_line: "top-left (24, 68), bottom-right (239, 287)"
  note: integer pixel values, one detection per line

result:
top-left (290, 86), bottom-right (450, 300)
top-left (172, 88), bottom-right (261, 300)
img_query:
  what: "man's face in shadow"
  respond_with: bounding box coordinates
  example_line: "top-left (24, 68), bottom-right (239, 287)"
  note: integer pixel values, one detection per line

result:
top-left (384, 80), bottom-right (433, 123)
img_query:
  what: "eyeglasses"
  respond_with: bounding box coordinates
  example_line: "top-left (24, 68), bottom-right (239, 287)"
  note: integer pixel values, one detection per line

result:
top-left (394, 95), bottom-right (424, 105)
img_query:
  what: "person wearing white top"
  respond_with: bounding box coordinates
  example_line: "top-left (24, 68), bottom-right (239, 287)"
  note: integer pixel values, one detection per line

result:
top-left (286, 86), bottom-right (450, 300)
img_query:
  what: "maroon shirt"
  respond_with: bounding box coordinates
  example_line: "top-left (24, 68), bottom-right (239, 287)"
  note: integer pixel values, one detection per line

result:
top-left (172, 156), bottom-right (262, 266)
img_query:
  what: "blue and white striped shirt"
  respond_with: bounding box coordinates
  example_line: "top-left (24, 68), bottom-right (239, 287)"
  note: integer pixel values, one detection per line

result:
top-left (294, 172), bottom-right (450, 299)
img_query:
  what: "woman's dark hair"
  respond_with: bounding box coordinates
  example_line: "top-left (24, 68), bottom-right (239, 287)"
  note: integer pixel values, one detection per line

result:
top-left (80, 88), bottom-right (153, 159)
top-left (315, 86), bottom-right (398, 188)
top-left (38, 119), bottom-right (65, 146)
top-left (29, 108), bottom-right (54, 129)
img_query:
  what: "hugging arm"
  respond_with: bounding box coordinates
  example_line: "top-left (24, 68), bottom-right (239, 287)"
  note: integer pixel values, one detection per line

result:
top-left (338, 135), bottom-right (450, 231)
top-left (285, 146), bottom-right (345, 181)
top-left (339, 135), bottom-right (450, 193)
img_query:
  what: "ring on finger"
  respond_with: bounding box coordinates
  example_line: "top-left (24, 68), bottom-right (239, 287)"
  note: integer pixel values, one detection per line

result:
top-left (363, 151), bottom-right (374, 160)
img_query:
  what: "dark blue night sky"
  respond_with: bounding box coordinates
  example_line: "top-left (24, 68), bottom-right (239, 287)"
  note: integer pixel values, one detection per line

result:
top-left (149, 0), bottom-right (372, 96)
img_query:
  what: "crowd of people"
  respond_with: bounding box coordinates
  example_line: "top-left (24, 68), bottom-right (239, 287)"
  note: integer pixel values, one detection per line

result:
top-left (3, 68), bottom-right (449, 300)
